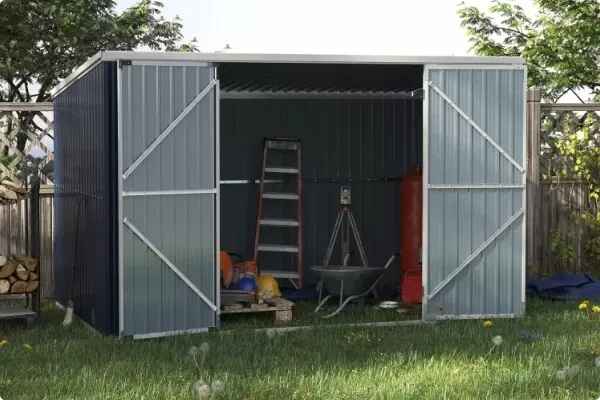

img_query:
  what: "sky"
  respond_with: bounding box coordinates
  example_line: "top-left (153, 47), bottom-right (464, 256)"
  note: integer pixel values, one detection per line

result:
top-left (115, 0), bottom-right (536, 56)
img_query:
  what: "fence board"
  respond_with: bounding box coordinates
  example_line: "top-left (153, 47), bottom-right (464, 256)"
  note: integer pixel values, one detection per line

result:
top-left (0, 192), bottom-right (54, 298)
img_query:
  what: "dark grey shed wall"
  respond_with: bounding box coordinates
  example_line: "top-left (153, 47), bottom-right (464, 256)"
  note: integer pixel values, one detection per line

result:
top-left (53, 61), bottom-right (119, 335)
top-left (220, 99), bottom-right (422, 287)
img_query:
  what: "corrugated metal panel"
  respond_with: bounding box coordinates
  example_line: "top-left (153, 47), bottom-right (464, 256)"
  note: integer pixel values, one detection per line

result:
top-left (219, 63), bottom-right (423, 94)
top-left (220, 98), bottom-right (422, 288)
top-left (120, 63), bottom-right (217, 336)
top-left (425, 67), bottom-right (525, 318)
top-left (53, 61), bottom-right (119, 334)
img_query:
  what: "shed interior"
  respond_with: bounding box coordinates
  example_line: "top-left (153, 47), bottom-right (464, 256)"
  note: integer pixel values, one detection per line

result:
top-left (218, 62), bottom-right (424, 293)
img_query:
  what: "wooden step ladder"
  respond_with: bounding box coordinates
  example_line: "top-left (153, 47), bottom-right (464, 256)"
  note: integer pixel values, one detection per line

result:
top-left (254, 138), bottom-right (303, 288)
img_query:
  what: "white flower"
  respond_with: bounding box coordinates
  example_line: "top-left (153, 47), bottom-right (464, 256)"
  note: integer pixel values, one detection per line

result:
top-left (188, 346), bottom-right (199, 358)
top-left (565, 365), bottom-right (580, 378)
top-left (192, 380), bottom-right (211, 400)
top-left (594, 356), bottom-right (600, 368)
top-left (266, 329), bottom-right (276, 339)
top-left (491, 335), bottom-right (503, 346)
top-left (199, 342), bottom-right (210, 355)
top-left (211, 379), bottom-right (225, 394)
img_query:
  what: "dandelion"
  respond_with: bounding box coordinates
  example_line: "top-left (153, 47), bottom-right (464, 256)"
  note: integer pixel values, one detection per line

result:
top-left (188, 346), bottom-right (200, 358)
top-left (565, 365), bottom-right (580, 378)
top-left (23, 344), bottom-right (32, 351)
top-left (592, 306), bottom-right (600, 314)
top-left (0, 340), bottom-right (8, 348)
top-left (266, 329), bottom-right (276, 339)
top-left (483, 320), bottom-right (493, 328)
top-left (192, 380), bottom-right (211, 400)
top-left (211, 379), bottom-right (225, 394)
top-left (492, 335), bottom-right (503, 346)
top-left (556, 365), bottom-right (580, 380)
top-left (578, 302), bottom-right (589, 311)
top-left (199, 342), bottom-right (210, 355)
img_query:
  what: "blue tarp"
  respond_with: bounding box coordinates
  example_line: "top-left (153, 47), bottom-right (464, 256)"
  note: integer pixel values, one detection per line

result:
top-left (527, 272), bottom-right (600, 301)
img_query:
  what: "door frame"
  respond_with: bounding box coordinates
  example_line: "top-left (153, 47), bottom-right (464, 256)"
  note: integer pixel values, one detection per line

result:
top-left (116, 60), bottom-right (221, 337)
top-left (421, 63), bottom-right (528, 321)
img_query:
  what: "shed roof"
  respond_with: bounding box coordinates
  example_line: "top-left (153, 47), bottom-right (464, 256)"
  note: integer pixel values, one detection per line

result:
top-left (52, 51), bottom-right (525, 98)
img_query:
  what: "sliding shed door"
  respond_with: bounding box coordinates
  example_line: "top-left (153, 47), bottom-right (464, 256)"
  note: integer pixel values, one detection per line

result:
top-left (118, 61), bottom-right (219, 337)
top-left (423, 65), bottom-right (526, 320)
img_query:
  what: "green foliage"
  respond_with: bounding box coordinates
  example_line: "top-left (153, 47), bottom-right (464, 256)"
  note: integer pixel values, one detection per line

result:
top-left (549, 230), bottom-right (577, 269)
top-left (0, 0), bottom-right (196, 153)
top-left (546, 113), bottom-right (600, 194)
top-left (458, 0), bottom-right (600, 101)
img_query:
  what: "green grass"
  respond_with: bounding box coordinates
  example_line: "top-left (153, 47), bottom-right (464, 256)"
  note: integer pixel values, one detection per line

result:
top-left (1, 299), bottom-right (599, 399)
top-left (221, 300), bottom-right (420, 329)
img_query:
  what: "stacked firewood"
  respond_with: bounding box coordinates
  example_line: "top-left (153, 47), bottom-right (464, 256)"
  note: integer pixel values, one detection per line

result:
top-left (0, 256), bottom-right (39, 294)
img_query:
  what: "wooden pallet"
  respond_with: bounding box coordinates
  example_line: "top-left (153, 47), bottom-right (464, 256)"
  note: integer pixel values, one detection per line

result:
top-left (220, 297), bottom-right (294, 324)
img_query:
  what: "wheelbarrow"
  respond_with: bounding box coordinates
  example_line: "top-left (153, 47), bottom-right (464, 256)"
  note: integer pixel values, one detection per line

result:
top-left (312, 254), bottom-right (398, 318)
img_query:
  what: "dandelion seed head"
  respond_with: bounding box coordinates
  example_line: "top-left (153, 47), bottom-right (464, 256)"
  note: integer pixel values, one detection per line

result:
top-left (211, 379), bottom-right (225, 394)
top-left (188, 346), bottom-right (199, 358)
top-left (199, 342), bottom-right (210, 354)
top-left (492, 335), bottom-right (503, 346)
top-left (192, 380), bottom-right (211, 400)
top-left (266, 329), bottom-right (276, 339)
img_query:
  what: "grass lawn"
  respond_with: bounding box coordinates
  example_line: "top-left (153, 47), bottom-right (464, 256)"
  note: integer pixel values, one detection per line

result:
top-left (0, 298), bottom-right (599, 400)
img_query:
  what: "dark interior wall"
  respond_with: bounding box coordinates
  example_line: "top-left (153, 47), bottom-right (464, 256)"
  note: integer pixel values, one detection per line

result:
top-left (220, 98), bottom-right (422, 288)
top-left (53, 62), bottom-right (119, 335)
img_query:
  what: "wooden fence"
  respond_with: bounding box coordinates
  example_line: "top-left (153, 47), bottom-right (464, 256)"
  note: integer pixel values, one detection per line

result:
top-left (527, 89), bottom-right (600, 276)
top-left (0, 186), bottom-right (54, 298)
top-left (1, 102), bottom-right (55, 298)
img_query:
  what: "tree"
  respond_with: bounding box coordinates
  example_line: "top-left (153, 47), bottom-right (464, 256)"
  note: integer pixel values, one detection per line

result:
top-left (0, 0), bottom-right (197, 154)
top-left (458, 0), bottom-right (600, 101)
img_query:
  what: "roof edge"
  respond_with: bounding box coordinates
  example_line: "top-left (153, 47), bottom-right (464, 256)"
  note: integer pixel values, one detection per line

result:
top-left (52, 51), bottom-right (525, 98)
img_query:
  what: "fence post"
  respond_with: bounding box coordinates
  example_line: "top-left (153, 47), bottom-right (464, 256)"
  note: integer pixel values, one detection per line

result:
top-left (527, 87), bottom-right (542, 275)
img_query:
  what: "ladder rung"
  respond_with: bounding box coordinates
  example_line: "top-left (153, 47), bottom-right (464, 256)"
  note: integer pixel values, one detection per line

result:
top-left (259, 219), bottom-right (299, 227)
top-left (262, 192), bottom-right (299, 200)
top-left (265, 140), bottom-right (299, 151)
top-left (257, 244), bottom-right (299, 253)
top-left (264, 167), bottom-right (299, 174)
top-left (260, 269), bottom-right (300, 279)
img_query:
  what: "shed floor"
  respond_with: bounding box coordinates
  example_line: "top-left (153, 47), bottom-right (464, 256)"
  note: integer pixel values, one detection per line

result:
top-left (220, 299), bottom-right (421, 329)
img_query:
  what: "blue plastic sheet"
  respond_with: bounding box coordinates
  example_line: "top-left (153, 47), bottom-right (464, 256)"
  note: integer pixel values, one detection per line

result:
top-left (527, 273), bottom-right (600, 300)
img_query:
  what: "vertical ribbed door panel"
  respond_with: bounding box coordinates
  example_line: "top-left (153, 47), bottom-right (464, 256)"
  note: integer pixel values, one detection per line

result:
top-left (119, 62), bottom-right (219, 338)
top-left (423, 65), bottom-right (526, 320)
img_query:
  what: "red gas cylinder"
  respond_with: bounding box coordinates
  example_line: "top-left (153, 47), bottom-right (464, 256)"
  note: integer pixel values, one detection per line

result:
top-left (400, 170), bottom-right (423, 304)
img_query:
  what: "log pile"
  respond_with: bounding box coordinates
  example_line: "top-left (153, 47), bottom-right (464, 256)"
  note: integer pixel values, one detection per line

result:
top-left (0, 256), bottom-right (39, 294)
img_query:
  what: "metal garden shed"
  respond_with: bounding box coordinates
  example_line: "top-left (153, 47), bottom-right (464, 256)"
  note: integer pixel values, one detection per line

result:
top-left (52, 51), bottom-right (527, 338)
